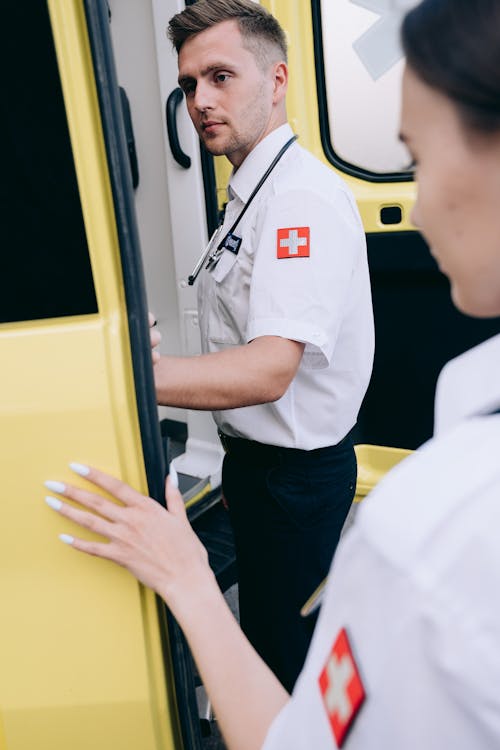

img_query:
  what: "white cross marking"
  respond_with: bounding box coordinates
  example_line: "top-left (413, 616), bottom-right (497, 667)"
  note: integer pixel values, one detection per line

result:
top-left (280, 229), bottom-right (307, 255)
top-left (350, 0), bottom-right (419, 80)
top-left (324, 653), bottom-right (354, 722)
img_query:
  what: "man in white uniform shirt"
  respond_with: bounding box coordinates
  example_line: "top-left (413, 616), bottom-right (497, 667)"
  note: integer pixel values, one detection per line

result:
top-left (153, 0), bottom-right (374, 690)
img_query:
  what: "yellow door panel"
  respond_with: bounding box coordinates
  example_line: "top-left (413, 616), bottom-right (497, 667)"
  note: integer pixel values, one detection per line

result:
top-left (0, 2), bottom-right (181, 748)
top-left (48, 0), bottom-right (128, 316)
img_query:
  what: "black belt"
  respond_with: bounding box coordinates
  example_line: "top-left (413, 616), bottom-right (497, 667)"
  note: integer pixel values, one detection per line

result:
top-left (218, 429), bottom-right (353, 464)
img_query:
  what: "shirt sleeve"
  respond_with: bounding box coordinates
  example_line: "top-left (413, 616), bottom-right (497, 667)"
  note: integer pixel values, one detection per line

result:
top-left (246, 187), bottom-right (363, 369)
top-left (262, 529), bottom-right (500, 750)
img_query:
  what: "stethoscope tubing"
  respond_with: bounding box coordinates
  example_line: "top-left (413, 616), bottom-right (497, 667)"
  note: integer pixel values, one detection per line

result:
top-left (188, 133), bottom-right (298, 285)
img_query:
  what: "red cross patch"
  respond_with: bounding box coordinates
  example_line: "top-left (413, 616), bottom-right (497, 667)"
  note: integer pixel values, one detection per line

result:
top-left (318, 629), bottom-right (365, 747)
top-left (277, 226), bottom-right (310, 259)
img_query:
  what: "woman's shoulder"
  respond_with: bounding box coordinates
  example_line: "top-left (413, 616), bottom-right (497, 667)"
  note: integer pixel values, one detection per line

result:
top-left (356, 415), bottom-right (500, 571)
top-left (435, 333), bottom-right (500, 433)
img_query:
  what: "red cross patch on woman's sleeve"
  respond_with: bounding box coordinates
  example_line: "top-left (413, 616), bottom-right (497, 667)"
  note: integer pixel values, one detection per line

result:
top-left (318, 628), bottom-right (366, 747)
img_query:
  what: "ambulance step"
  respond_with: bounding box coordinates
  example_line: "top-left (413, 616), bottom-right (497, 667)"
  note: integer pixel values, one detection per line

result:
top-left (191, 501), bottom-right (237, 593)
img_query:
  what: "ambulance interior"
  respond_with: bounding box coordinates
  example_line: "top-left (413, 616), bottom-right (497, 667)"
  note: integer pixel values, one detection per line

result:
top-left (109, 0), bottom-right (500, 489)
top-left (104, 0), bottom-right (500, 614)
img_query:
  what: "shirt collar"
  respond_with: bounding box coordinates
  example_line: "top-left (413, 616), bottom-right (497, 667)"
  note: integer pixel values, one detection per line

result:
top-left (434, 332), bottom-right (500, 435)
top-left (228, 123), bottom-right (295, 203)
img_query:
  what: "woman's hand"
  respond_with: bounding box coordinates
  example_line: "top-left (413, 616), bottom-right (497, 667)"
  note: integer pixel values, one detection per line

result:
top-left (45, 464), bottom-right (290, 750)
top-left (44, 464), bottom-right (213, 610)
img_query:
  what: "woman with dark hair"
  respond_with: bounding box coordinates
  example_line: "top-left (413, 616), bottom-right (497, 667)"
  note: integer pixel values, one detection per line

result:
top-left (43, 1), bottom-right (500, 747)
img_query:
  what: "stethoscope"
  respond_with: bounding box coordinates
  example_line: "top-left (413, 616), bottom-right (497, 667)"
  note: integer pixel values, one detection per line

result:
top-left (188, 134), bottom-right (298, 285)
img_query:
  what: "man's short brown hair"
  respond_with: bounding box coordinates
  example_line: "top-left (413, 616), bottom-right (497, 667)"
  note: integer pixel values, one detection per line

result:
top-left (168, 0), bottom-right (287, 66)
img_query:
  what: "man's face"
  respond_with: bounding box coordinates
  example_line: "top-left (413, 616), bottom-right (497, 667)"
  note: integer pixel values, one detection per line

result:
top-left (177, 19), bottom-right (282, 168)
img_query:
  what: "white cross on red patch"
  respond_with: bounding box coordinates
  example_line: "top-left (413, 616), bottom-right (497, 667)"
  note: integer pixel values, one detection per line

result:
top-left (277, 226), bottom-right (310, 259)
top-left (318, 628), bottom-right (365, 747)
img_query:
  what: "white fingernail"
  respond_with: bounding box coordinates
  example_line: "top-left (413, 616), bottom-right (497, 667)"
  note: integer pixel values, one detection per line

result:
top-left (45, 480), bottom-right (66, 493)
top-left (59, 534), bottom-right (74, 545)
top-left (45, 496), bottom-right (63, 511)
top-left (169, 464), bottom-right (179, 489)
top-left (69, 462), bottom-right (90, 477)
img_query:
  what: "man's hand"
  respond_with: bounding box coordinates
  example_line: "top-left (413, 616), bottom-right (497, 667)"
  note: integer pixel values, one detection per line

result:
top-left (148, 311), bottom-right (162, 365)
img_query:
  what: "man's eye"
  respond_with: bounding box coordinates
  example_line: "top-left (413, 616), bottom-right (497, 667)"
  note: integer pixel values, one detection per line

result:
top-left (215, 73), bottom-right (230, 84)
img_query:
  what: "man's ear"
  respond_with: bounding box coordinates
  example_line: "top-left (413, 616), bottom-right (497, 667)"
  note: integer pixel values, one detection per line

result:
top-left (272, 61), bottom-right (288, 104)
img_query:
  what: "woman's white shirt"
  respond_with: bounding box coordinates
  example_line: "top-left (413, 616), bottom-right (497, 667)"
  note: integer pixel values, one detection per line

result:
top-left (263, 334), bottom-right (500, 749)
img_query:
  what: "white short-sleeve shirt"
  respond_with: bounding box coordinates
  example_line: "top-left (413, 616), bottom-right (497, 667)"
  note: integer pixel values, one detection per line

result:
top-left (198, 124), bottom-right (374, 449)
top-left (263, 333), bottom-right (500, 749)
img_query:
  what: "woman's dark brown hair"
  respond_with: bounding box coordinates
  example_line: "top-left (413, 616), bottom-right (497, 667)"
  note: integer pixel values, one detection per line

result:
top-left (402, 0), bottom-right (500, 133)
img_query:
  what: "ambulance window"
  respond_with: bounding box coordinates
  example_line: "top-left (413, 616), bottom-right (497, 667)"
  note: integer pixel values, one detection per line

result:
top-left (0, 5), bottom-right (97, 324)
top-left (316, 0), bottom-right (413, 179)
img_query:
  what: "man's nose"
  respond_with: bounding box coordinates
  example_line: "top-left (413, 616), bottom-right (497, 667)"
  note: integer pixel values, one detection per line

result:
top-left (193, 81), bottom-right (213, 112)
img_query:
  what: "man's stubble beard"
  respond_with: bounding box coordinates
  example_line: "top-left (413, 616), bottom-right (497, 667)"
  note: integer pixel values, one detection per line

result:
top-left (201, 128), bottom-right (254, 160)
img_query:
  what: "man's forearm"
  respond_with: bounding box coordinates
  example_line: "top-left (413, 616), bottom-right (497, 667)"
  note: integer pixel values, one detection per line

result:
top-left (154, 337), bottom-right (304, 410)
top-left (154, 350), bottom-right (270, 409)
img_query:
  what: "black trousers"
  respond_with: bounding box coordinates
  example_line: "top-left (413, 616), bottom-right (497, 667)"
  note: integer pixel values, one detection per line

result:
top-left (221, 432), bottom-right (356, 692)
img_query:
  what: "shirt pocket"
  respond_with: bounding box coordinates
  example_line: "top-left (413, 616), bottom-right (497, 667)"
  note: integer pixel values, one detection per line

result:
top-left (209, 249), bottom-right (238, 283)
top-left (207, 250), bottom-right (242, 346)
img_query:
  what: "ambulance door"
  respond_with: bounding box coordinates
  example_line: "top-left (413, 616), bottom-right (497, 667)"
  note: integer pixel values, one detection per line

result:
top-left (260, 0), bottom-right (500, 449)
top-left (0, 2), bottom-right (200, 748)
top-left (132, 0), bottom-right (224, 489)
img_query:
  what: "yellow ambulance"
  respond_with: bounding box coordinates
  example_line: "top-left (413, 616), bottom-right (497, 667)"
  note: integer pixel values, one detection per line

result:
top-left (1, 2), bottom-right (498, 748)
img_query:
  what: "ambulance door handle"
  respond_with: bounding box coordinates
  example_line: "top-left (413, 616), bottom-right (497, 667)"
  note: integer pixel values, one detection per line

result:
top-left (166, 87), bottom-right (191, 169)
top-left (119, 87), bottom-right (139, 189)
